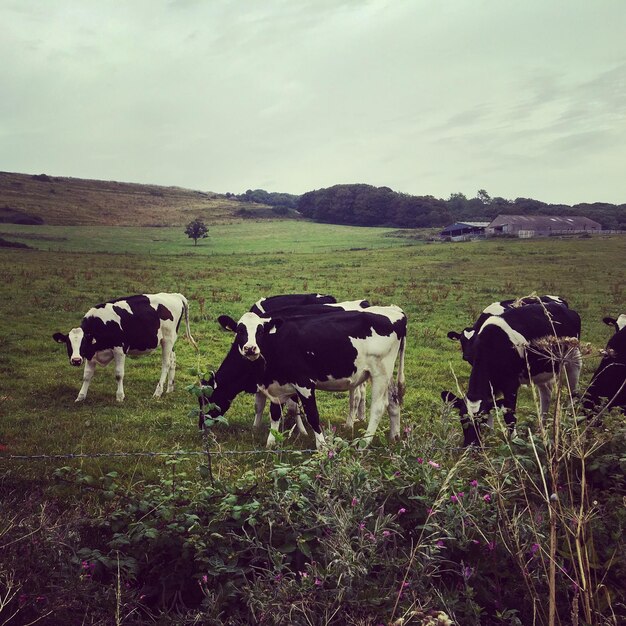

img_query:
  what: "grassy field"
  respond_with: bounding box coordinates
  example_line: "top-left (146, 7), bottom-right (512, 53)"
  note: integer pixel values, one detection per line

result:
top-left (1, 222), bottom-right (624, 625)
top-left (0, 220), bottom-right (407, 255)
top-left (0, 224), bottom-right (623, 479)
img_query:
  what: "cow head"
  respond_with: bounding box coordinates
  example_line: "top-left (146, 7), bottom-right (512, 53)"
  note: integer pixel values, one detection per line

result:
top-left (603, 314), bottom-right (626, 333)
top-left (447, 327), bottom-right (476, 363)
top-left (53, 328), bottom-right (98, 366)
top-left (441, 390), bottom-right (504, 447)
top-left (218, 312), bottom-right (282, 361)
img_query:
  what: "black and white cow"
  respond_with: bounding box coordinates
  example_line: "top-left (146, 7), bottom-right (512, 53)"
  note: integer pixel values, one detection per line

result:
top-left (53, 293), bottom-right (197, 402)
top-left (447, 295), bottom-right (568, 364)
top-left (460, 301), bottom-right (582, 440)
top-left (204, 306), bottom-right (407, 448)
top-left (583, 315), bottom-right (626, 415)
top-left (218, 297), bottom-right (371, 433)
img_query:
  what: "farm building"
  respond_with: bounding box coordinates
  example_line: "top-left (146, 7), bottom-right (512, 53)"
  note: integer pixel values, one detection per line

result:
top-left (486, 214), bottom-right (601, 238)
top-left (439, 221), bottom-right (489, 241)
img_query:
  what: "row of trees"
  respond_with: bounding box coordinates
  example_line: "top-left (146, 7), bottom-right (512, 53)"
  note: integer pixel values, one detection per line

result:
top-left (295, 184), bottom-right (626, 230)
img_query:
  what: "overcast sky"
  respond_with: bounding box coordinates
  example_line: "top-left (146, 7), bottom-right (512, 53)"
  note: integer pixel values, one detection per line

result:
top-left (1, 0), bottom-right (625, 204)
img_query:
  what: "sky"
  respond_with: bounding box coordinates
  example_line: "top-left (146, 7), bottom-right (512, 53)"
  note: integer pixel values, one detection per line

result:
top-left (1, 0), bottom-right (625, 205)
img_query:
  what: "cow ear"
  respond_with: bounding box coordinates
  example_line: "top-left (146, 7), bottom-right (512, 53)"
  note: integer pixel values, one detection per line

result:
top-left (603, 316), bottom-right (617, 330)
top-left (217, 315), bottom-right (237, 332)
top-left (53, 332), bottom-right (68, 343)
top-left (266, 318), bottom-right (284, 334)
top-left (447, 331), bottom-right (462, 341)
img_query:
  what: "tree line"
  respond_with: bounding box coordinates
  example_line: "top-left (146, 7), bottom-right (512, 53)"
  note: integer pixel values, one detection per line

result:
top-left (295, 184), bottom-right (626, 230)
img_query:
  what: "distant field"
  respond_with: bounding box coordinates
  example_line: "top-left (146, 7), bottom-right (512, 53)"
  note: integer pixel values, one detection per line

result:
top-left (0, 228), bottom-right (623, 483)
top-left (0, 220), bottom-right (408, 254)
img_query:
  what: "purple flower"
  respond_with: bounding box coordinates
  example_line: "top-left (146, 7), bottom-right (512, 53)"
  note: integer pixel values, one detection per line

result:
top-left (530, 543), bottom-right (540, 555)
top-left (404, 426), bottom-right (412, 434)
top-left (398, 507), bottom-right (407, 515)
top-left (358, 522), bottom-right (366, 530)
top-left (428, 460), bottom-right (440, 468)
top-left (383, 530), bottom-right (391, 537)
top-left (351, 497), bottom-right (358, 507)
top-left (450, 495), bottom-right (458, 503)
top-left (202, 574), bottom-right (208, 583)
top-left (327, 450), bottom-right (335, 459)
top-left (314, 578), bottom-right (323, 586)
top-left (486, 540), bottom-right (495, 551)
top-left (470, 479), bottom-right (478, 487)
top-left (436, 539), bottom-right (445, 547)
top-left (417, 457), bottom-right (424, 464)
top-left (483, 493), bottom-right (491, 503)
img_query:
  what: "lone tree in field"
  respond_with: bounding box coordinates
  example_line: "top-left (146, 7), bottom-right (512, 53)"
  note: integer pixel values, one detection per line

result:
top-left (185, 218), bottom-right (209, 246)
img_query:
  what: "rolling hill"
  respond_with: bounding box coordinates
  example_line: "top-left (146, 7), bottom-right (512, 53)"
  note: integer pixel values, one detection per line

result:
top-left (0, 171), bottom-right (292, 226)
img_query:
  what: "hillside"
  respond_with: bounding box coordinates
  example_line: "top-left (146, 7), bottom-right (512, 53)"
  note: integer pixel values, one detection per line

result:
top-left (0, 171), bottom-right (291, 226)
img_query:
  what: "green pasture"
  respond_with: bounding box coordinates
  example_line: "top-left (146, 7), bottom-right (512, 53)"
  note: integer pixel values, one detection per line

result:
top-left (0, 223), bottom-right (624, 483)
top-left (0, 220), bottom-right (406, 255)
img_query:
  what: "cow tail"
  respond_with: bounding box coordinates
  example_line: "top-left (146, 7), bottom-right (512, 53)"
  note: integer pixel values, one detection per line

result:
top-left (396, 335), bottom-right (406, 405)
top-left (182, 296), bottom-right (199, 351)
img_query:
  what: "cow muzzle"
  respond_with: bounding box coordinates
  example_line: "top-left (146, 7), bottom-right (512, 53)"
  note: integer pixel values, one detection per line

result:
top-left (71, 357), bottom-right (83, 367)
top-left (242, 345), bottom-right (260, 360)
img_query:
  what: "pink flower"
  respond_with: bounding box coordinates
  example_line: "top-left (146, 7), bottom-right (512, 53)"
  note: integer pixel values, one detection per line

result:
top-left (383, 530), bottom-right (391, 537)
top-left (358, 522), bottom-right (366, 530)
top-left (417, 457), bottom-right (424, 464)
top-left (427, 508), bottom-right (434, 516)
top-left (483, 493), bottom-right (491, 503)
top-left (404, 426), bottom-right (412, 434)
top-left (530, 543), bottom-right (540, 555)
top-left (351, 497), bottom-right (358, 507)
top-left (327, 450), bottom-right (335, 459)
top-left (450, 495), bottom-right (458, 503)
top-left (398, 507), bottom-right (407, 515)
top-left (314, 578), bottom-right (323, 586)
top-left (428, 460), bottom-right (440, 468)
top-left (486, 540), bottom-right (495, 551)
top-left (470, 480), bottom-right (478, 487)
top-left (202, 574), bottom-right (208, 583)
top-left (457, 491), bottom-right (465, 498)
top-left (436, 539), bottom-right (445, 547)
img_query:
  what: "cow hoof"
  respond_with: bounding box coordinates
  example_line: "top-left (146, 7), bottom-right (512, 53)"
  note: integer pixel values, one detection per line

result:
top-left (75, 395), bottom-right (85, 403)
top-left (116, 394), bottom-right (125, 402)
top-left (153, 391), bottom-right (163, 399)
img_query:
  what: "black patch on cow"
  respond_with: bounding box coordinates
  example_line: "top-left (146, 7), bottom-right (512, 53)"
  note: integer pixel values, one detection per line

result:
top-left (584, 326), bottom-right (626, 414)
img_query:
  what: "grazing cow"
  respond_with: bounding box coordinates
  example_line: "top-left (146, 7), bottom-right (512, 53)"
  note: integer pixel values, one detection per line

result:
top-left (441, 391), bottom-right (505, 447)
top-left (53, 293), bottom-right (197, 402)
top-left (219, 297), bottom-right (371, 433)
top-left (203, 306), bottom-right (407, 448)
top-left (583, 315), bottom-right (626, 414)
top-left (448, 295), bottom-right (568, 364)
top-left (462, 301), bottom-right (582, 437)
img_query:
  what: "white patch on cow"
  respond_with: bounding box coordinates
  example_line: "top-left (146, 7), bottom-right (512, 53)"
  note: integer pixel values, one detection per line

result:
top-left (463, 329), bottom-right (475, 341)
top-left (617, 314), bottom-right (626, 331)
top-left (483, 302), bottom-right (506, 316)
top-left (479, 316), bottom-right (528, 357)
top-left (114, 300), bottom-right (133, 314)
top-left (294, 385), bottom-right (312, 399)
top-left (237, 312), bottom-right (264, 358)
top-left (253, 298), bottom-right (266, 314)
top-left (328, 299), bottom-right (368, 311)
top-left (466, 399), bottom-right (482, 416)
top-left (68, 327), bottom-right (84, 362)
top-left (364, 304), bottom-right (405, 323)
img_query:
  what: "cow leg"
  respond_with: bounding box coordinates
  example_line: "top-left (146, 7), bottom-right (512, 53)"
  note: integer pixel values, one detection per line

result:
top-left (113, 349), bottom-right (126, 402)
top-left (286, 397), bottom-right (307, 435)
top-left (563, 347), bottom-right (582, 395)
top-left (166, 351), bottom-right (176, 393)
top-left (253, 392), bottom-right (266, 430)
top-left (265, 402), bottom-right (283, 448)
top-left (362, 377), bottom-right (391, 446)
top-left (500, 391), bottom-right (518, 434)
top-left (387, 380), bottom-right (401, 441)
top-left (76, 360), bottom-right (97, 402)
top-left (154, 341), bottom-right (173, 398)
top-left (294, 385), bottom-right (325, 449)
top-left (346, 385), bottom-right (366, 428)
top-left (537, 382), bottom-right (553, 417)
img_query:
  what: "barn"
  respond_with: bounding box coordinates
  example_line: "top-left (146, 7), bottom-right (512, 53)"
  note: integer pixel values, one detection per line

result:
top-left (439, 221), bottom-right (489, 241)
top-left (486, 214), bottom-right (601, 238)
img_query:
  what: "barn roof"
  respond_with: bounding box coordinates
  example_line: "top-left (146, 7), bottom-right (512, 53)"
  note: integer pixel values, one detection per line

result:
top-left (488, 214), bottom-right (601, 229)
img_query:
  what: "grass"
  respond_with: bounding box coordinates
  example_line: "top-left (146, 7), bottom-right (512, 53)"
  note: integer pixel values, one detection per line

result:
top-left (0, 227), bottom-right (623, 480)
top-left (0, 221), bottom-right (406, 255)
